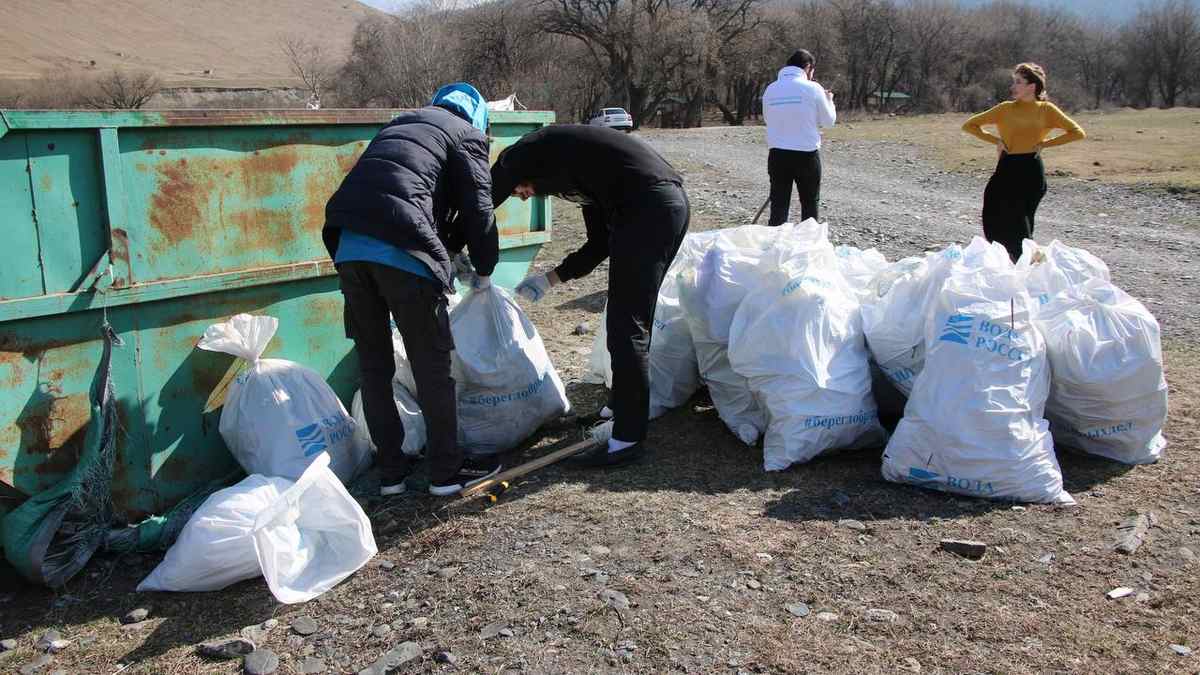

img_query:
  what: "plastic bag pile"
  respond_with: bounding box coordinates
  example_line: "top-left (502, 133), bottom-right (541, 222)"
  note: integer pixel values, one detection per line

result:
top-left (587, 224), bottom-right (1168, 504)
top-left (140, 314), bottom-right (376, 603)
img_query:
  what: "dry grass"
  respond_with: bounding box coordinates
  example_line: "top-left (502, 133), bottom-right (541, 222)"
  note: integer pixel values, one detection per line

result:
top-left (827, 107), bottom-right (1200, 194)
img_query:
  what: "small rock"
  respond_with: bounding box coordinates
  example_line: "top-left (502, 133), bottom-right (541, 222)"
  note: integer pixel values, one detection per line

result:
top-left (1037, 553), bottom-right (1054, 564)
top-left (19, 654), bottom-right (52, 675)
top-left (866, 608), bottom-right (898, 623)
top-left (1180, 547), bottom-right (1196, 563)
top-left (434, 651), bottom-right (458, 665)
top-left (35, 631), bottom-right (61, 653)
top-left (378, 560), bottom-right (396, 571)
top-left (589, 545), bottom-right (611, 556)
top-left (480, 622), bottom-right (508, 639)
top-left (411, 617), bottom-right (430, 629)
top-left (1170, 644), bottom-right (1192, 656)
top-left (901, 656), bottom-right (922, 672)
top-left (1011, 505), bottom-right (1026, 512)
top-left (838, 519), bottom-right (867, 531)
top-left (291, 616), bottom-right (318, 636)
top-left (786, 602), bottom-right (810, 617)
top-left (816, 612), bottom-right (838, 622)
top-left (299, 657), bottom-right (327, 673)
top-left (1114, 512), bottom-right (1155, 554)
top-left (244, 649), bottom-right (279, 675)
top-left (755, 552), bottom-right (773, 561)
top-left (940, 539), bottom-right (987, 560)
top-left (358, 642), bottom-right (421, 675)
top-left (198, 637), bottom-right (257, 660)
top-left (746, 579), bottom-right (762, 590)
top-left (372, 624), bottom-right (393, 639)
top-left (437, 566), bottom-right (460, 580)
top-left (1106, 586), bottom-right (1135, 599)
top-left (573, 323), bottom-right (590, 335)
top-left (552, 585), bottom-right (567, 592)
top-left (241, 623), bottom-right (272, 644)
top-left (262, 619), bottom-right (278, 630)
top-left (499, 628), bottom-right (515, 637)
top-left (600, 589), bottom-right (631, 611)
top-left (122, 608), bottom-right (150, 625)
top-left (1, 638), bottom-right (17, 651)
top-left (1136, 592), bottom-right (1150, 603)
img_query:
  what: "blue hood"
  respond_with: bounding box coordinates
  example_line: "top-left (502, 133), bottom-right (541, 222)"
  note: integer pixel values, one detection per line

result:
top-left (431, 82), bottom-right (488, 133)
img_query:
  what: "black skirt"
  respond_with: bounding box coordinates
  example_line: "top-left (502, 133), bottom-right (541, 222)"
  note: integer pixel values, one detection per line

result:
top-left (981, 152), bottom-right (1047, 261)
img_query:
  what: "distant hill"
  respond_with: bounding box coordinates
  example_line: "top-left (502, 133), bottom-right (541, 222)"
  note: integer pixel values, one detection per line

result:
top-left (0, 0), bottom-right (385, 87)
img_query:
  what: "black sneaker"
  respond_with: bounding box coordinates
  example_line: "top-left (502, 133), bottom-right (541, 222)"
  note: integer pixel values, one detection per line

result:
top-left (568, 441), bottom-right (645, 468)
top-left (379, 456), bottom-right (415, 497)
top-left (429, 457), bottom-right (503, 496)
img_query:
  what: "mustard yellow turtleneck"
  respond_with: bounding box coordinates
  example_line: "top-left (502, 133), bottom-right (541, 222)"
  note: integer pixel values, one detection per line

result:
top-left (962, 99), bottom-right (1085, 154)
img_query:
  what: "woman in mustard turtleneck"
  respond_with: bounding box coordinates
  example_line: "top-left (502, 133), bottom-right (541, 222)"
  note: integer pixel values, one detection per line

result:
top-left (962, 63), bottom-right (1085, 261)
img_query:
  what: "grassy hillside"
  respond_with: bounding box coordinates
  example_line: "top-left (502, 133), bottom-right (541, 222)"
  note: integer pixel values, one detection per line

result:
top-left (0, 0), bottom-right (383, 87)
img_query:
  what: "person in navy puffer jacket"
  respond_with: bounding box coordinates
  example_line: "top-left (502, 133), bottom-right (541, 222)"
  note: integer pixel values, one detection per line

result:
top-left (323, 82), bottom-right (502, 497)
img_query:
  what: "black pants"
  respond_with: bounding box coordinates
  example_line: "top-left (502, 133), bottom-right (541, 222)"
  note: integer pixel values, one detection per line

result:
top-left (982, 153), bottom-right (1046, 262)
top-left (607, 182), bottom-right (690, 443)
top-left (337, 262), bottom-right (460, 484)
top-left (767, 148), bottom-right (822, 226)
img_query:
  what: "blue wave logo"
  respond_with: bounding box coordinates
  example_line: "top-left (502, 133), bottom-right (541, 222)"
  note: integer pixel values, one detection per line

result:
top-left (295, 423), bottom-right (328, 457)
top-left (907, 467), bottom-right (941, 486)
top-left (938, 314), bottom-right (973, 344)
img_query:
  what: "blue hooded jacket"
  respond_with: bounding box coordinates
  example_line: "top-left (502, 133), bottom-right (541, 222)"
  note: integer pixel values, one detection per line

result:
top-left (432, 82), bottom-right (489, 133)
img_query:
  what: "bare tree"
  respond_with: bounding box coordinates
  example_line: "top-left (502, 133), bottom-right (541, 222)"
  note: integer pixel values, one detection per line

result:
top-left (280, 35), bottom-right (334, 108)
top-left (1066, 17), bottom-right (1122, 109)
top-left (1132, 0), bottom-right (1200, 107)
top-left (84, 70), bottom-right (162, 109)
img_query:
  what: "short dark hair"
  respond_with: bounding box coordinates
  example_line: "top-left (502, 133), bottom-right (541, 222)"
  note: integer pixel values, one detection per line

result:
top-left (787, 50), bottom-right (815, 70)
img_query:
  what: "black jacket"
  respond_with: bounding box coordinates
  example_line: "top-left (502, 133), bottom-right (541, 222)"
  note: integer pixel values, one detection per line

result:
top-left (323, 106), bottom-right (498, 290)
top-left (490, 125), bottom-right (682, 282)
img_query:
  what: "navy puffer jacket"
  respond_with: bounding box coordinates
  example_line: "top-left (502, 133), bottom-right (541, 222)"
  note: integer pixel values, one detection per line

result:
top-left (322, 106), bottom-right (498, 290)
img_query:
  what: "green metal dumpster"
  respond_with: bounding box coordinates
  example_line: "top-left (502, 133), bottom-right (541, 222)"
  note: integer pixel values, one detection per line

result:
top-left (0, 108), bottom-right (555, 522)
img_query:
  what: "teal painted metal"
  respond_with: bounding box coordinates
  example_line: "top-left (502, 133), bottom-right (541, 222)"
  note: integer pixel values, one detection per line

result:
top-left (0, 108), bottom-right (555, 521)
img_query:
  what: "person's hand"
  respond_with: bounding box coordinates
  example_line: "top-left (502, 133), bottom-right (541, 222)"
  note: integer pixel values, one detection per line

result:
top-left (825, 89), bottom-right (834, 100)
top-left (996, 140), bottom-right (1009, 158)
top-left (1032, 143), bottom-right (1044, 156)
top-left (471, 275), bottom-right (491, 290)
top-left (515, 273), bottom-right (552, 302)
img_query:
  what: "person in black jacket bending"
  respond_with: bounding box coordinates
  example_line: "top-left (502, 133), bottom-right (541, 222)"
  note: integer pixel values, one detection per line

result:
top-left (492, 125), bottom-right (690, 467)
top-left (324, 82), bottom-right (500, 497)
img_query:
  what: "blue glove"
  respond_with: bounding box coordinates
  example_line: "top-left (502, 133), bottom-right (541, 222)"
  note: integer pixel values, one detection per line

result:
top-left (515, 273), bottom-right (551, 302)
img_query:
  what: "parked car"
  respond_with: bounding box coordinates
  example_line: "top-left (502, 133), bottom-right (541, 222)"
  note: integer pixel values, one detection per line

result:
top-left (588, 107), bottom-right (633, 131)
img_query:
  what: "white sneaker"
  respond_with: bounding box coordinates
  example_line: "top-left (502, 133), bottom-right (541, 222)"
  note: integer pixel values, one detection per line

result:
top-left (380, 480), bottom-right (408, 497)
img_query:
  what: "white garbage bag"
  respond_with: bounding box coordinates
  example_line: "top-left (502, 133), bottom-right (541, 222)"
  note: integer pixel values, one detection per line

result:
top-left (350, 384), bottom-right (427, 458)
top-left (251, 454), bottom-right (378, 604)
top-left (198, 314), bottom-right (367, 485)
top-left (138, 454), bottom-right (376, 603)
top-left (833, 244), bottom-right (889, 301)
top-left (882, 238), bottom-right (1073, 504)
top-left (390, 324), bottom-right (419, 396)
top-left (1020, 241), bottom-right (1167, 464)
top-left (861, 245), bottom-right (962, 395)
top-left (729, 232), bottom-right (886, 470)
top-left (138, 474), bottom-right (293, 593)
top-left (452, 285), bottom-right (570, 454)
top-left (583, 305), bottom-right (612, 387)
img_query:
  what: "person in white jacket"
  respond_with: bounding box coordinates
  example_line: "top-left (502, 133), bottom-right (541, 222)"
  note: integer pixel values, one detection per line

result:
top-left (762, 50), bottom-right (836, 226)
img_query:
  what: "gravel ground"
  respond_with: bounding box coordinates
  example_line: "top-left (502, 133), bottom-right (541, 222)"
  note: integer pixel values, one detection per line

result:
top-left (1, 126), bottom-right (1197, 675)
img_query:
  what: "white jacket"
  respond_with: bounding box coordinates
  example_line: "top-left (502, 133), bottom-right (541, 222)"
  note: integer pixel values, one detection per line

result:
top-left (763, 66), bottom-right (836, 151)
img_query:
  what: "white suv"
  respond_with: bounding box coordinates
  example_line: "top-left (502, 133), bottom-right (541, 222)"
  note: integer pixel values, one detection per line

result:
top-left (588, 107), bottom-right (633, 131)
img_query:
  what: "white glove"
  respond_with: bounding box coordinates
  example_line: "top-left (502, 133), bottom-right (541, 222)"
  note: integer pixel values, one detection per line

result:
top-left (515, 273), bottom-right (551, 302)
top-left (472, 275), bottom-right (491, 290)
top-left (452, 252), bottom-right (474, 284)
